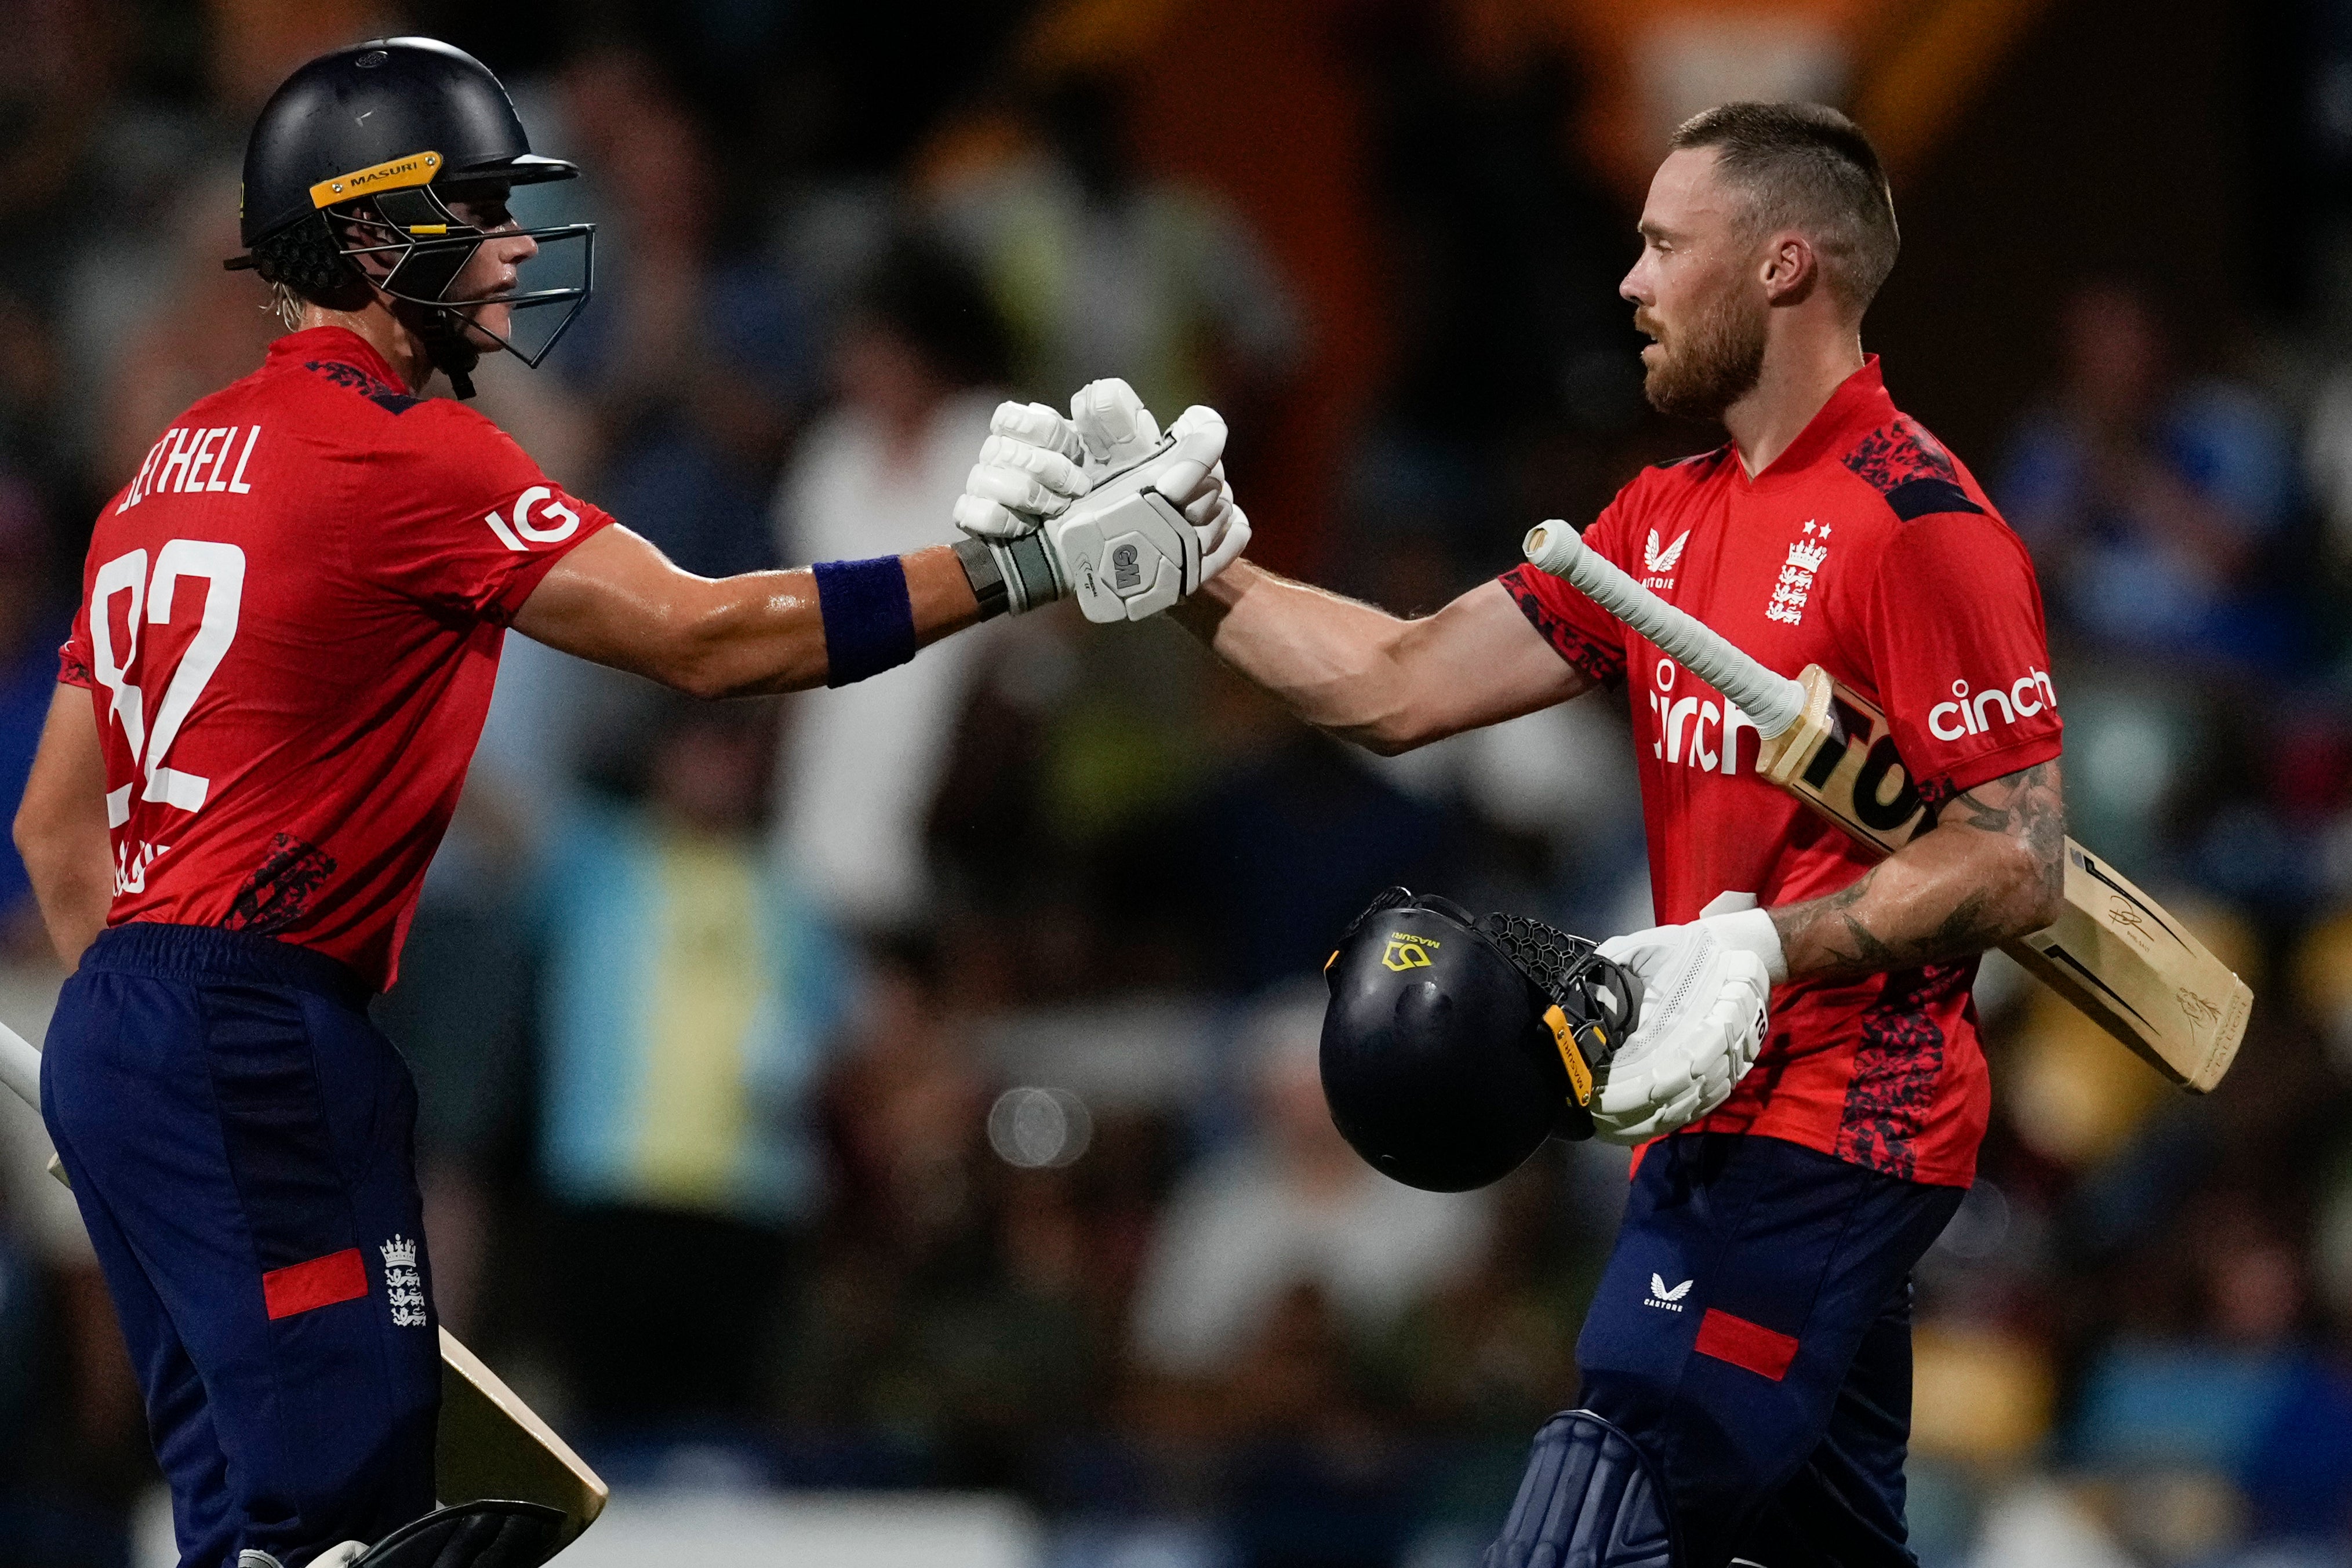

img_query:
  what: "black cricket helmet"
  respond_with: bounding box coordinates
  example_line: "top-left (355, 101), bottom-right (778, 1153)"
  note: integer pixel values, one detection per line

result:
top-left (1321, 889), bottom-right (1642, 1192)
top-left (231, 37), bottom-right (592, 391)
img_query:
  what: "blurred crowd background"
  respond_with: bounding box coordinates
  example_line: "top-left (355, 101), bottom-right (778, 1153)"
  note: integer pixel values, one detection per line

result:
top-left (4, 0), bottom-right (2352, 1565)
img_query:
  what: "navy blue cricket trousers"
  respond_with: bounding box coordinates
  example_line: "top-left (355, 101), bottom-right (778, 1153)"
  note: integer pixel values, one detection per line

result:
top-left (41, 925), bottom-right (439, 1568)
top-left (1576, 1133), bottom-right (1964, 1568)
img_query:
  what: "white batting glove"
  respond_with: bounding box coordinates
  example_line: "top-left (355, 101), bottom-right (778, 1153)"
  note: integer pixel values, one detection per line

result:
top-left (1178, 438), bottom-right (1253, 584)
top-left (955, 380), bottom-right (1251, 621)
top-left (1695, 893), bottom-right (1790, 984)
top-left (1586, 918), bottom-right (1772, 1145)
top-left (1065, 380), bottom-right (1250, 605)
top-left (1070, 377), bottom-right (1168, 478)
top-left (950, 380), bottom-right (1172, 543)
top-left (954, 401), bottom-right (1090, 540)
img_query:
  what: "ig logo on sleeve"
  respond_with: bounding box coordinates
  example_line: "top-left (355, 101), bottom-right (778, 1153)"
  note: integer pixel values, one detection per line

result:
top-left (482, 486), bottom-right (580, 552)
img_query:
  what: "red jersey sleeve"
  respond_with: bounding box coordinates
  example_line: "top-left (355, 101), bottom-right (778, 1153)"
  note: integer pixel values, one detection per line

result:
top-left (1857, 511), bottom-right (2062, 802)
top-left (1496, 484), bottom-right (1643, 686)
top-left (356, 401), bottom-right (614, 623)
top-left (59, 607), bottom-right (93, 689)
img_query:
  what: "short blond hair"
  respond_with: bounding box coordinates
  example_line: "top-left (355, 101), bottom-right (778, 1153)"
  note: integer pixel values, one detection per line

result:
top-left (1672, 102), bottom-right (1900, 317)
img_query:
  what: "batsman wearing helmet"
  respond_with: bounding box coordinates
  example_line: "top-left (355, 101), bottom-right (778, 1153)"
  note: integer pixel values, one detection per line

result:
top-left (10, 37), bottom-right (1247, 1568)
top-left (967, 104), bottom-right (2067, 1567)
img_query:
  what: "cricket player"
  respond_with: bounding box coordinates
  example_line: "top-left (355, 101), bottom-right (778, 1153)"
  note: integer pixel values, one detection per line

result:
top-left (10, 37), bottom-right (1242, 1568)
top-left (962, 103), bottom-right (2066, 1566)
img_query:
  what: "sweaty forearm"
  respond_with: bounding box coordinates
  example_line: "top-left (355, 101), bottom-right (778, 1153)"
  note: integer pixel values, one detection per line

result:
top-left (1175, 566), bottom-right (1594, 755)
top-left (675, 547), bottom-right (982, 698)
top-left (1768, 761), bottom-right (2066, 981)
top-left (519, 529), bottom-right (983, 699)
top-left (1172, 562), bottom-right (1435, 752)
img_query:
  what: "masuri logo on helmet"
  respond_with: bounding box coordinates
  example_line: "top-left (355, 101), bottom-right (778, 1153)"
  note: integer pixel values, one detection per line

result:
top-left (1380, 930), bottom-right (1442, 972)
top-left (226, 37), bottom-right (594, 398)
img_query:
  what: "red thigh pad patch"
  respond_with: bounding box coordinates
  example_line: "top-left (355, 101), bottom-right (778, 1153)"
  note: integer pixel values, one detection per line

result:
top-left (1695, 1307), bottom-right (1798, 1381)
top-left (262, 1247), bottom-right (369, 1320)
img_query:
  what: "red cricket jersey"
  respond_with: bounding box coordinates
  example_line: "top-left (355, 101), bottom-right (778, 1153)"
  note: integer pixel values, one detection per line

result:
top-left (60, 327), bottom-right (613, 990)
top-left (1502, 358), bottom-right (2060, 1186)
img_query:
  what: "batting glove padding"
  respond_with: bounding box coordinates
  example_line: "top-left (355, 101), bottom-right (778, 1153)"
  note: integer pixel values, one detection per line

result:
top-left (1588, 919), bottom-right (1771, 1145)
top-left (954, 379), bottom-right (1251, 623)
top-left (1070, 377), bottom-right (1166, 475)
top-left (1172, 411), bottom-right (1252, 584)
top-left (953, 401), bottom-right (1089, 539)
top-left (1047, 402), bottom-right (1248, 622)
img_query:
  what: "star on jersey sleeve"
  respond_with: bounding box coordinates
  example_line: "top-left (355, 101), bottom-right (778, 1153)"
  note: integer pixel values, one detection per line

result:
top-left (355, 400), bottom-right (615, 624)
top-left (1859, 510), bottom-right (2063, 804)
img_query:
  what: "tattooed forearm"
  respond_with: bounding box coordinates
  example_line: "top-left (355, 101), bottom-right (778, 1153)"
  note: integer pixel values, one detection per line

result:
top-left (1771, 758), bottom-right (2067, 981)
top-left (1946, 761), bottom-right (2066, 901)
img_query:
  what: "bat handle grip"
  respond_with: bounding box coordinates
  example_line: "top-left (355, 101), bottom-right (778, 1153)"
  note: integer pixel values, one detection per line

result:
top-left (1522, 522), bottom-right (1806, 737)
top-left (0, 1018), bottom-right (41, 1111)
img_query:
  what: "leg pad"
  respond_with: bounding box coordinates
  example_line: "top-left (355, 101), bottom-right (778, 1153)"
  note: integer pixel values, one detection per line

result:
top-left (1484, 1409), bottom-right (1677, 1568)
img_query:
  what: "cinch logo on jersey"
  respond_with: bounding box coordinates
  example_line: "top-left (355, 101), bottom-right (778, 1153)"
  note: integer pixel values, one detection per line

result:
top-left (117, 425), bottom-right (263, 512)
top-left (482, 486), bottom-right (581, 551)
top-left (1927, 667), bottom-right (2056, 741)
top-left (1648, 656), bottom-right (1760, 776)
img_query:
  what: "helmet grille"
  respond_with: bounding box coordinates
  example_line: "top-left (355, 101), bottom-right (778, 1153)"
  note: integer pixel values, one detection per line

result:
top-left (1479, 912), bottom-right (1641, 1064)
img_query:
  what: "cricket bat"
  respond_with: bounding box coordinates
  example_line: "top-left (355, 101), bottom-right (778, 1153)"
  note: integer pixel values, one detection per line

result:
top-left (0, 1019), bottom-right (608, 1542)
top-left (1522, 522), bottom-right (2252, 1092)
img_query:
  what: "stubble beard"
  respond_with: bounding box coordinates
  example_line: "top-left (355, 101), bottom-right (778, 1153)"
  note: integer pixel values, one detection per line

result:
top-left (1641, 287), bottom-right (1768, 422)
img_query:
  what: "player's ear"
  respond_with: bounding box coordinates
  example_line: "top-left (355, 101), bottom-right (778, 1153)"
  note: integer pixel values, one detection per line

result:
top-left (1760, 232), bottom-right (1817, 307)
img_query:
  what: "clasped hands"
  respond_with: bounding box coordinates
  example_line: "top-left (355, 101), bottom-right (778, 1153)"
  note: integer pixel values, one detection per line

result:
top-left (953, 379), bottom-right (1250, 623)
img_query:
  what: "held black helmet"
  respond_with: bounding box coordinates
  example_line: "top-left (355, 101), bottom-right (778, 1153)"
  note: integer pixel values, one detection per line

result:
top-left (1320, 889), bottom-right (1642, 1192)
top-left (230, 37), bottom-right (592, 396)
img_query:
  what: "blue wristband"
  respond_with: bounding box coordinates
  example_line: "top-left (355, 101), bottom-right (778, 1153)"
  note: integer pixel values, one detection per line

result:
top-left (813, 556), bottom-right (917, 687)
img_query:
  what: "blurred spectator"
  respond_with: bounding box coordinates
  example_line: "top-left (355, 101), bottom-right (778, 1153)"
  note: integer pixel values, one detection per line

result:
top-left (531, 700), bottom-right (845, 1428)
top-left (85, 164), bottom-right (280, 494)
top-left (2066, 1189), bottom-right (2352, 1559)
top-left (787, 935), bottom-right (1120, 1487)
top-left (770, 234), bottom-right (1015, 930)
top-left (1130, 989), bottom-right (1491, 1378)
top-left (1219, 1281), bottom-right (1422, 1568)
top-left (937, 71), bottom-right (1300, 419)
top-left (813, 933), bottom-right (993, 1269)
top-left (0, 292), bottom-right (87, 577)
top-left (1170, 682), bottom-right (1479, 996)
top-left (0, 0), bottom-right (191, 318)
top-left (1998, 281), bottom-right (2300, 669)
top-left (0, 976), bottom-right (151, 1567)
top-left (1360, 9), bottom-right (1641, 453)
top-left (547, 49), bottom-right (812, 578)
top-left (1373, 1151), bottom-right (1599, 1440)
